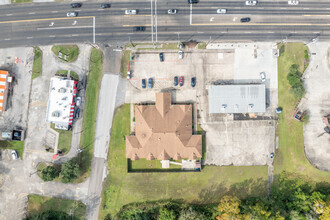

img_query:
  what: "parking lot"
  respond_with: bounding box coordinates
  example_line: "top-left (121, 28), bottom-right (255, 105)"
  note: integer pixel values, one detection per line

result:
top-left (0, 47), bottom-right (34, 131)
top-left (303, 43), bottom-right (330, 171)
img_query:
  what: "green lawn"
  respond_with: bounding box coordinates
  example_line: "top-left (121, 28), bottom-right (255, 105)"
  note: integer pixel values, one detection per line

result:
top-left (120, 50), bottom-right (130, 78)
top-left (11, 0), bottom-right (32, 3)
top-left (51, 124), bottom-right (72, 155)
top-left (0, 140), bottom-right (24, 158)
top-left (32, 47), bottom-right (42, 79)
top-left (52, 45), bottom-right (79, 63)
top-left (56, 70), bottom-right (79, 81)
top-left (197, 43), bottom-right (207, 49)
top-left (77, 48), bottom-right (103, 182)
top-left (99, 104), bottom-right (268, 218)
top-left (128, 158), bottom-right (182, 171)
top-left (27, 195), bottom-right (86, 219)
top-left (273, 43), bottom-right (330, 183)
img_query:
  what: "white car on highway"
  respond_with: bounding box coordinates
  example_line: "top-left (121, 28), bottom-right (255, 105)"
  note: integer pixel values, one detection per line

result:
top-left (67, 12), bottom-right (78, 17)
top-left (288, 0), bottom-right (299, 5)
top-left (217, 8), bottom-right (227, 14)
top-left (168, 9), bottom-right (177, 14)
top-left (125, 10), bottom-right (137, 15)
top-left (245, 0), bottom-right (257, 5)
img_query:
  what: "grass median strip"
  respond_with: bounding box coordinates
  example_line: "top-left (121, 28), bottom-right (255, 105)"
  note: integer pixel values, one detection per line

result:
top-left (273, 43), bottom-right (330, 182)
top-left (99, 104), bottom-right (268, 218)
top-left (77, 48), bottom-right (103, 182)
top-left (32, 46), bottom-right (42, 79)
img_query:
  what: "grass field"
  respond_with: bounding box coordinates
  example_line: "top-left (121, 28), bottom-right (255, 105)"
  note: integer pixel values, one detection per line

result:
top-left (99, 104), bottom-right (268, 218)
top-left (77, 48), bottom-right (103, 182)
top-left (0, 140), bottom-right (24, 158)
top-left (52, 45), bottom-right (79, 63)
top-left (273, 43), bottom-right (330, 183)
top-left (56, 70), bottom-right (79, 81)
top-left (32, 47), bottom-right (42, 79)
top-left (27, 195), bottom-right (86, 219)
top-left (51, 124), bottom-right (72, 155)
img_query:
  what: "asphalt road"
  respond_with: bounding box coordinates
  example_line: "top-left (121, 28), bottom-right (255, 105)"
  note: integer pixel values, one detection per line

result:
top-left (0, 0), bottom-right (330, 47)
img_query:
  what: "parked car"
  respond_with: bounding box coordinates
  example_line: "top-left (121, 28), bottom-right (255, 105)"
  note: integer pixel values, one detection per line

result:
top-left (142, 78), bottom-right (146, 88)
top-left (133, 26), bottom-right (146, 32)
top-left (240, 17), bottom-right (251, 22)
top-left (11, 150), bottom-right (18, 160)
top-left (174, 76), bottom-right (178, 86)
top-left (260, 72), bottom-right (266, 82)
top-left (270, 152), bottom-right (274, 158)
top-left (75, 108), bottom-right (80, 119)
top-left (148, 78), bottom-right (153, 88)
top-left (188, 0), bottom-right (198, 4)
top-left (101, 3), bottom-right (111, 8)
top-left (217, 8), bottom-right (227, 14)
top-left (159, 53), bottom-right (164, 62)
top-left (70, 3), bottom-right (82, 8)
top-left (288, 0), bottom-right (299, 5)
top-left (168, 9), bottom-right (177, 14)
top-left (179, 76), bottom-right (184, 87)
top-left (178, 50), bottom-right (183, 60)
top-left (191, 77), bottom-right (196, 87)
top-left (245, 1), bottom-right (257, 5)
top-left (67, 12), bottom-right (78, 17)
top-left (125, 10), bottom-right (137, 15)
top-left (76, 97), bottom-right (81, 106)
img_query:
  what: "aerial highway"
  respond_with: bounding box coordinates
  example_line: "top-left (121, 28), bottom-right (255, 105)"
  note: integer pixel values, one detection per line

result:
top-left (0, 0), bottom-right (330, 47)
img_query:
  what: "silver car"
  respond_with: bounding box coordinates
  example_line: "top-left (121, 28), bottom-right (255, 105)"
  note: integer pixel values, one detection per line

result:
top-left (125, 10), bottom-right (137, 15)
top-left (168, 9), bottom-right (177, 14)
top-left (260, 72), bottom-right (266, 82)
top-left (67, 12), bottom-right (78, 17)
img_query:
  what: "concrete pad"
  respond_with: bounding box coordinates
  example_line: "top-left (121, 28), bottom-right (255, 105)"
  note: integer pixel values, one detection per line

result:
top-left (93, 74), bottom-right (119, 159)
top-left (0, 0), bottom-right (10, 5)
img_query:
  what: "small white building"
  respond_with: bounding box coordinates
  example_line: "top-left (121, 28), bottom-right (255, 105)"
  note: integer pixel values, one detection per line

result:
top-left (46, 77), bottom-right (77, 130)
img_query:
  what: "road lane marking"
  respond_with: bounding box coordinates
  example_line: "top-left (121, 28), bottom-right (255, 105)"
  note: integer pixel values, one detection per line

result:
top-left (72, 34), bottom-right (79, 36)
top-left (4, 38), bottom-right (10, 40)
top-left (303, 8), bottom-right (310, 10)
top-left (51, 11), bottom-right (58, 13)
top-left (0, 16), bottom-right (94, 24)
top-left (49, 35), bottom-right (56, 37)
top-left (6, 14), bottom-right (13, 16)
top-left (124, 15), bottom-right (151, 17)
top-left (26, 37), bottom-right (33, 39)
top-left (122, 24), bottom-right (151, 27)
top-left (191, 23), bottom-right (330, 26)
top-left (303, 14), bottom-right (330, 16)
top-left (37, 25), bottom-right (93, 30)
top-left (29, 12), bottom-right (36, 14)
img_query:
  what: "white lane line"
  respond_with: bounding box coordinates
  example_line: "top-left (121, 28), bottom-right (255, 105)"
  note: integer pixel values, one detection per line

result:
top-left (75, 10), bottom-right (81, 12)
top-left (49, 35), bottom-right (56, 37)
top-left (37, 26), bottom-right (93, 30)
top-left (51, 11), bottom-right (58, 13)
top-left (72, 34), bottom-right (79, 36)
top-left (303, 8), bottom-right (310, 10)
top-left (313, 31), bottom-right (320, 33)
top-left (144, 8), bottom-right (150, 9)
top-left (96, 33), bottom-right (103, 36)
top-left (26, 37), bottom-right (33, 39)
top-left (268, 31), bottom-right (274, 33)
top-left (190, 4), bottom-right (192, 25)
top-left (280, 8), bottom-right (287, 9)
top-left (97, 9), bottom-right (103, 11)
top-left (127, 33), bottom-right (133, 35)
top-left (4, 38), bottom-right (10, 40)
top-left (221, 31), bottom-right (227, 33)
top-left (121, 8), bottom-right (127, 10)
top-left (6, 14), bottom-right (13, 16)
top-left (197, 32), bottom-right (204, 33)
top-left (245, 32), bottom-right (252, 33)
top-left (29, 12), bottom-right (36, 14)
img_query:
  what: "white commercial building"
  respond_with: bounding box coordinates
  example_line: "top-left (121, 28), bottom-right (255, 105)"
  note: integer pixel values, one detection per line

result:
top-left (46, 77), bottom-right (77, 130)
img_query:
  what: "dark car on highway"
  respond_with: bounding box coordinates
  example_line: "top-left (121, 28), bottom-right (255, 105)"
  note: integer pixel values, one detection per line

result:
top-left (101, 3), bottom-right (111, 8)
top-left (133, 26), bottom-right (146, 32)
top-left (191, 77), bottom-right (196, 87)
top-left (179, 76), bottom-right (184, 87)
top-left (174, 76), bottom-right (178, 86)
top-left (159, 53), bottom-right (164, 62)
top-left (71, 3), bottom-right (82, 8)
top-left (240, 17), bottom-right (251, 22)
top-left (142, 79), bottom-right (146, 88)
top-left (148, 78), bottom-right (153, 88)
top-left (188, 0), bottom-right (198, 4)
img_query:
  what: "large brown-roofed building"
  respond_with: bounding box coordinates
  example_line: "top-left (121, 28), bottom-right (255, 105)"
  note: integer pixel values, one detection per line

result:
top-left (126, 93), bottom-right (202, 161)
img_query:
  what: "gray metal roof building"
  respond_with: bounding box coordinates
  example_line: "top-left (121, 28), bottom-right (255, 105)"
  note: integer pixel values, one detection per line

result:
top-left (208, 84), bottom-right (266, 114)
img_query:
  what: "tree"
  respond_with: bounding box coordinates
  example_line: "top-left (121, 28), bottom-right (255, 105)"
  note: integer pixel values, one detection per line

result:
top-left (291, 83), bottom-right (305, 98)
top-left (217, 196), bottom-right (242, 220)
top-left (41, 166), bottom-right (59, 182)
top-left (158, 207), bottom-right (176, 220)
top-left (60, 158), bottom-right (80, 183)
top-left (178, 207), bottom-right (207, 220)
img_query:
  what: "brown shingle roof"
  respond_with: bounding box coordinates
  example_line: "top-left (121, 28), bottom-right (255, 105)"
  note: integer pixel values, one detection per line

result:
top-left (126, 93), bottom-right (202, 160)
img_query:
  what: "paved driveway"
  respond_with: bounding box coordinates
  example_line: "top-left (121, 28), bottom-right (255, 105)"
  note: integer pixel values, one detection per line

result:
top-left (303, 42), bottom-right (330, 171)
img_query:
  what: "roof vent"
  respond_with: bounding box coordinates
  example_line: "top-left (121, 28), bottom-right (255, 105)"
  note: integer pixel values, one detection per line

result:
top-left (222, 104), bottom-right (227, 110)
top-left (52, 111), bottom-right (61, 117)
top-left (249, 104), bottom-right (254, 109)
top-left (58, 87), bottom-right (67, 93)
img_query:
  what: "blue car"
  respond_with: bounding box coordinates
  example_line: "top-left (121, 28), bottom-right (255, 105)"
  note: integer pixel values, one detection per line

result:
top-left (142, 79), bottom-right (146, 88)
top-left (174, 76), bottom-right (178, 86)
top-left (148, 78), bottom-right (153, 88)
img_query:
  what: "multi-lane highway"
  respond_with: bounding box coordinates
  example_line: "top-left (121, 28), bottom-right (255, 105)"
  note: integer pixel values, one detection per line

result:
top-left (1, 0), bottom-right (330, 47)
